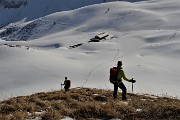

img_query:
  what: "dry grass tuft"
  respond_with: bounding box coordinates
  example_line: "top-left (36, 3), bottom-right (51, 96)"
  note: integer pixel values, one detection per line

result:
top-left (0, 104), bottom-right (16, 114)
top-left (41, 109), bottom-right (63, 120)
top-left (12, 111), bottom-right (27, 120)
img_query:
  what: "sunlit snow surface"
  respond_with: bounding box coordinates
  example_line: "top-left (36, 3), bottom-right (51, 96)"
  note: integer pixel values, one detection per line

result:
top-left (0, 0), bottom-right (180, 100)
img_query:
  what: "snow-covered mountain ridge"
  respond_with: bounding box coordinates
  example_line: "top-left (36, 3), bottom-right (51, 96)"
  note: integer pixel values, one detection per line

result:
top-left (0, 0), bottom-right (180, 100)
top-left (0, 0), bottom-right (119, 27)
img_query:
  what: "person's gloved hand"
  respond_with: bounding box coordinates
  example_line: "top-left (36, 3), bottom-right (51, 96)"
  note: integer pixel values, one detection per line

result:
top-left (129, 78), bottom-right (136, 83)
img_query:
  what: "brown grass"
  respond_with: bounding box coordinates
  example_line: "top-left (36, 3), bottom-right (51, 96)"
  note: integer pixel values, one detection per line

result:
top-left (0, 88), bottom-right (179, 120)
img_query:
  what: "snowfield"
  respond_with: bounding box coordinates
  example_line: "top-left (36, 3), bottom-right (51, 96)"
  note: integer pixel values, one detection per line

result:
top-left (0, 0), bottom-right (180, 100)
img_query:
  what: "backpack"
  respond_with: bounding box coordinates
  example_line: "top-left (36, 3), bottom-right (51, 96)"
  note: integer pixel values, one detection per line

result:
top-left (109, 67), bottom-right (118, 84)
top-left (65, 80), bottom-right (71, 88)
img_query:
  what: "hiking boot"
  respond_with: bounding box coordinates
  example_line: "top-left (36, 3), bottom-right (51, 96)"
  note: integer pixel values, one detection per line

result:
top-left (114, 96), bottom-right (117, 99)
top-left (122, 96), bottom-right (127, 101)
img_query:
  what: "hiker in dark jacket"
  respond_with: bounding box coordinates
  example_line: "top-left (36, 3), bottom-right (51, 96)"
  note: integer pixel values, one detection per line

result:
top-left (113, 61), bottom-right (136, 100)
top-left (62, 77), bottom-right (71, 91)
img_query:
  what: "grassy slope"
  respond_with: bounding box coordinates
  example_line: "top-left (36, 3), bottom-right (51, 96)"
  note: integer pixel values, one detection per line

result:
top-left (0, 88), bottom-right (180, 120)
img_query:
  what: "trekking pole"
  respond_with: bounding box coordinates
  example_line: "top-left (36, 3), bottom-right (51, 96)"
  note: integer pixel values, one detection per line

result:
top-left (132, 82), bottom-right (134, 93)
top-left (61, 83), bottom-right (63, 90)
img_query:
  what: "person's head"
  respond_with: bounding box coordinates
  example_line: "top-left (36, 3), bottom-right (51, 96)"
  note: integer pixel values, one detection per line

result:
top-left (117, 61), bottom-right (122, 67)
top-left (65, 77), bottom-right (67, 80)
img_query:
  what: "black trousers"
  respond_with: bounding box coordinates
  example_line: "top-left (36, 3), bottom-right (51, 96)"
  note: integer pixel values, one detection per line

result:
top-left (113, 82), bottom-right (127, 100)
top-left (64, 85), bottom-right (70, 91)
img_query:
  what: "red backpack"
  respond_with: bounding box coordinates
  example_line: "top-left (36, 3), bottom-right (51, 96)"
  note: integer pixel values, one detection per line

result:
top-left (109, 67), bottom-right (118, 84)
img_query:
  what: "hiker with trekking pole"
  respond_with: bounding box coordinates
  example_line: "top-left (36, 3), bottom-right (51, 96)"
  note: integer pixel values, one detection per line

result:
top-left (61, 77), bottom-right (71, 91)
top-left (110, 61), bottom-right (136, 101)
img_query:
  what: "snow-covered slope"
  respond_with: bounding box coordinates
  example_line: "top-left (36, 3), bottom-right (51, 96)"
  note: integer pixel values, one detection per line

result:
top-left (0, 0), bottom-right (180, 100)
